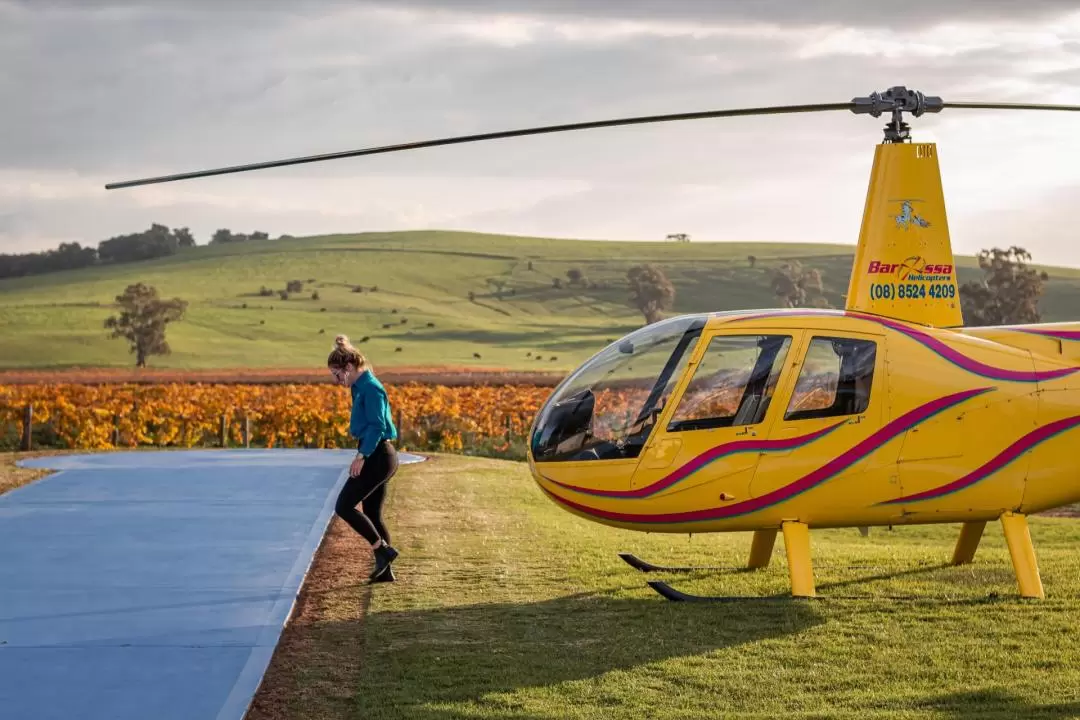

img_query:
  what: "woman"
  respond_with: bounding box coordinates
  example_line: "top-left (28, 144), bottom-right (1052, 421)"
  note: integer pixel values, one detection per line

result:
top-left (327, 334), bottom-right (400, 582)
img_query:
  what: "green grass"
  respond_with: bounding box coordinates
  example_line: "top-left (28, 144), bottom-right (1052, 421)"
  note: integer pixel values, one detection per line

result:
top-left (325, 454), bottom-right (1080, 720)
top-left (3, 230), bottom-right (1080, 372)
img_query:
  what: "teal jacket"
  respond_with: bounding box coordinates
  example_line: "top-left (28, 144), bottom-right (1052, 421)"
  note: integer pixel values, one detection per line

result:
top-left (349, 370), bottom-right (398, 456)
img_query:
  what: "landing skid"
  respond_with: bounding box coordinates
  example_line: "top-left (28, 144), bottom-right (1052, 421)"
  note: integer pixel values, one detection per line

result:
top-left (646, 580), bottom-right (794, 603)
top-left (618, 552), bottom-right (743, 574)
top-left (625, 551), bottom-right (898, 602)
top-left (619, 551), bottom-right (880, 575)
top-left (627, 513), bottom-right (1047, 602)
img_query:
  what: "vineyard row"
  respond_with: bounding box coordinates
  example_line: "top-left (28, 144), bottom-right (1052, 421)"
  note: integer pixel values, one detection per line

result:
top-left (0, 383), bottom-right (557, 458)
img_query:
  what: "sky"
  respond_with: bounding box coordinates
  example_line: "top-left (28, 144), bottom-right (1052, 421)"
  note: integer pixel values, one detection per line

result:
top-left (4, 0), bottom-right (1080, 266)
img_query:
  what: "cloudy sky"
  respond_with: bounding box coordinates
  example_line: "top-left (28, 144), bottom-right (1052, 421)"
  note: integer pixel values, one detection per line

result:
top-left (4, 1), bottom-right (1080, 265)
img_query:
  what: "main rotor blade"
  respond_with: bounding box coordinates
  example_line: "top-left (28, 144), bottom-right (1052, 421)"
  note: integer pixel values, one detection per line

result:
top-left (104, 101), bottom-right (852, 189)
top-left (943, 101), bottom-right (1080, 112)
top-left (103, 96), bottom-right (1080, 190)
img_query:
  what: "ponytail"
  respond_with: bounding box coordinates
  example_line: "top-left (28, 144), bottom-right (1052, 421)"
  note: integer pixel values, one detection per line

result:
top-left (327, 334), bottom-right (368, 371)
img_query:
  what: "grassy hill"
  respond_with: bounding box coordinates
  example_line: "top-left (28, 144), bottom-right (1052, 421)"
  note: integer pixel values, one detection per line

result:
top-left (2, 229), bottom-right (1080, 373)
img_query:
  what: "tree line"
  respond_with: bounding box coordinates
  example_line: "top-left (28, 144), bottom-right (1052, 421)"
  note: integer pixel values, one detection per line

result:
top-left (0, 224), bottom-right (277, 280)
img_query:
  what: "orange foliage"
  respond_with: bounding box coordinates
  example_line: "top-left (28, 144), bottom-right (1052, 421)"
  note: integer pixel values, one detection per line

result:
top-left (0, 383), bottom-right (553, 453)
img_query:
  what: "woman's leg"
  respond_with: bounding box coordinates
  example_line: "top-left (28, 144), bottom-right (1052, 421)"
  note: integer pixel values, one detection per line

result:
top-left (362, 481), bottom-right (391, 546)
top-left (334, 473), bottom-right (381, 544)
top-left (363, 443), bottom-right (400, 545)
top-left (334, 441), bottom-right (399, 547)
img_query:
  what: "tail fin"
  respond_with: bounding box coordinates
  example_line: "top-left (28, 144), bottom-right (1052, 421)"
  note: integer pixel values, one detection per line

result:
top-left (845, 142), bottom-right (963, 328)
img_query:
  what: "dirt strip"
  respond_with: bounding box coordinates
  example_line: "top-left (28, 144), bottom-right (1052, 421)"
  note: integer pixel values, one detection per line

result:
top-left (244, 516), bottom-right (374, 720)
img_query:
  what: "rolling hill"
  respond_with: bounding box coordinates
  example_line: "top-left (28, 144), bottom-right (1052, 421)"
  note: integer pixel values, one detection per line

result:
top-left (2, 229), bottom-right (1079, 374)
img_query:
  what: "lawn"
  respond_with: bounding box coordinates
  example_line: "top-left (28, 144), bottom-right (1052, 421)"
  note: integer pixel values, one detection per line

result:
top-left (249, 453), bottom-right (1080, 720)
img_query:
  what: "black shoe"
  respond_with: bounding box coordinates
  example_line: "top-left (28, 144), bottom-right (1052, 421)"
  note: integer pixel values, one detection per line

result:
top-left (370, 544), bottom-right (399, 582)
top-left (372, 565), bottom-right (396, 583)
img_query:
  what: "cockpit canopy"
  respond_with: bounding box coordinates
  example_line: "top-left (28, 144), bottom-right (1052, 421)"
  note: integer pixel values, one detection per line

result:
top-left (530, 314), bottom-right (707, 462)
top-left (529, 312), bottom-right (879, 464)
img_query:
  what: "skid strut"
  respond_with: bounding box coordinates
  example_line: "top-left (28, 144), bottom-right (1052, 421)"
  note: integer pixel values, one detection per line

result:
top-left (627, 523), bottom-right (821, 601)
top-left (1000, 512), bottom-right (1044, 599)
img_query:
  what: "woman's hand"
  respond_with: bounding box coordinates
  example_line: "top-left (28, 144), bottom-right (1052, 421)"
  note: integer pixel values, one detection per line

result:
top-left (350, 454), bottom-right (365, 477)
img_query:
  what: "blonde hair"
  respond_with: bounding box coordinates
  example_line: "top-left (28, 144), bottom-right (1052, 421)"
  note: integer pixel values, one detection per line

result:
top-left (327, 334), bottom-right (368, 371)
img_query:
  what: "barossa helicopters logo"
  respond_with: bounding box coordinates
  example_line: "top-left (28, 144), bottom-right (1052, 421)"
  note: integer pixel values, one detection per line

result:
top-left (893, 199), bottom-right (931, 230)
top-left (867, 256), bottom-right (953, 281)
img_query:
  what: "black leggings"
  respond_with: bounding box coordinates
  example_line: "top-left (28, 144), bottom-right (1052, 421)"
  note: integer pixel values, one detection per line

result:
top-left (334, 440), bottom-right (399, 546)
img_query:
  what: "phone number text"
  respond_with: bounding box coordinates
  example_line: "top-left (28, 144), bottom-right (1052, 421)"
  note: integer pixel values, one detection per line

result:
top-left (869, 282), bottom-right (956, 300)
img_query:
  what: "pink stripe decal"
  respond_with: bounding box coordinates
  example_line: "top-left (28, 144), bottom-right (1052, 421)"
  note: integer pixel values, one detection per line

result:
top-left (728, 310), bottom-right (1079, 383)
top-left (542, 387), bottom-right (993, 524)
top-left (544, 423), bottom-right (843, 499)
top-left (1019, 329), bottom-right (1080, 342)
top-left (881, 415), bottom-right (1080, 505)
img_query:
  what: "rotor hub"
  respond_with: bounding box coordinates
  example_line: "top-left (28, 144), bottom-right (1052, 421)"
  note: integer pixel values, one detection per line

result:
top-left (851, 86), bottom-right (944, 143)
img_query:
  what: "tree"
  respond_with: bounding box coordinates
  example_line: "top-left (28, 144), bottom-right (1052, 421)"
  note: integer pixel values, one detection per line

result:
top-left (960, 246), bottom-right (1049, 326)
top-left (104, 283), bottom-right (188, 367)
top-left (627, 264), bottom-right (675, 324)
top-left (212, 229), bottom-right (237, 244)
top-left (211, 229), bottom-right (270, 244)
top-left (174, 228), bottom-right (196, 248)
top-left (566, 268), bottom-right (585, 286)
top-left (770, 260), bottom-right (829, 308)
top-left (98, 223), bottom-right (180, 263)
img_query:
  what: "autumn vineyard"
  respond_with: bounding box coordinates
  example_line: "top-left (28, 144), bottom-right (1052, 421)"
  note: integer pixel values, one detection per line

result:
top-left (0, 383), bottom-right (556, 458)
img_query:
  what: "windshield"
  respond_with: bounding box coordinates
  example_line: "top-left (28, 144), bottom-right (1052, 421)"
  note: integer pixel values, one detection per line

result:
top-left (530, 314), bottom-right (706, 462)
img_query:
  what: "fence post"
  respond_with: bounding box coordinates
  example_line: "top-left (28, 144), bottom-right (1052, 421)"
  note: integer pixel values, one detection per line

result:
top-left (112, 414), bottom-right (120, 447)
top-left (243, 414), bottom-right (251, 449)
top-left (21, 404), bottom-right (32, 451)
top-left (220, 413), bottom-right (228, 448)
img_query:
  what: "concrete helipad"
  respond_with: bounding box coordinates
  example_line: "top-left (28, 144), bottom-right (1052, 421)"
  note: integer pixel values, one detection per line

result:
top-left (0, 448), bottom-right (424, 720)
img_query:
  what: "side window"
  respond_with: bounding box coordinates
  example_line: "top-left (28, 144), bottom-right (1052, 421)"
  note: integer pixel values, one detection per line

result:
top-left (785, 337), bottom-right (877, 421)
top-left (668, 335), bottom-right (792, 432)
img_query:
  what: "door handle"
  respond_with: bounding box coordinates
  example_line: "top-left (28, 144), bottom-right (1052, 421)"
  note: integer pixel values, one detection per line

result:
top-left (735, 427), bottom-right (756, 436)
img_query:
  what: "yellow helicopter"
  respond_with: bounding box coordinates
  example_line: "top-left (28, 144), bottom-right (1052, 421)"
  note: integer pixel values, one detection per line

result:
top-left (108, 86), bottom-right (1080, 602)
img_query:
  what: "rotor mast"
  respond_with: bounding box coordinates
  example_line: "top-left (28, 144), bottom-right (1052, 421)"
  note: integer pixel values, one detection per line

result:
top-left (851, 86), bottom-right (944, 143)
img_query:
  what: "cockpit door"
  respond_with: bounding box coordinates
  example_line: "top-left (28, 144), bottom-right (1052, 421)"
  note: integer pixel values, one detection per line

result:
top-left (630, 331), bottom-right (798, 509)
top-left (749, 328), bottom-right (897, 526)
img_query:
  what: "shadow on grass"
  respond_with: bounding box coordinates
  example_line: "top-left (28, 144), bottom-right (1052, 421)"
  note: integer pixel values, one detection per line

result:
top-left (918, 689), bottom-right (1080, 719)
top-left (813, 561), bottom-right (956, 592)
top-left (350, 590), bottom-right (824, 719)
